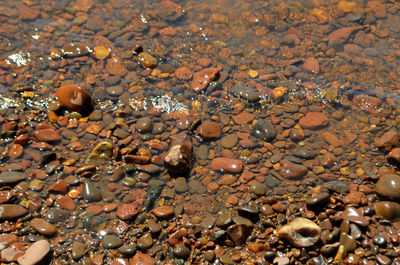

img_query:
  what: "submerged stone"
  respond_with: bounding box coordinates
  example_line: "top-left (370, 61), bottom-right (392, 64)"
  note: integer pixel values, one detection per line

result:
top-left (277, 217), bottom-right (321, 247)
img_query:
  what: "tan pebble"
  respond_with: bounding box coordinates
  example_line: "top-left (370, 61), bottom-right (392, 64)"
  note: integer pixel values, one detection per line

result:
top-left (93, 46), bottom-right (110, 60)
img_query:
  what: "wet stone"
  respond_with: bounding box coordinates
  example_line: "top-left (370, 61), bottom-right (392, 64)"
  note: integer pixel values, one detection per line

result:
top-left (375, 174), bottom-right (400, 201)
top-left (230, 86), bottom-right (261, 103)
top-left (189, 179), bottom-right (207, 194)
top-left (174, 177), bottom-right (188, 193)
top-left (299, 112), bottom-right (328, 129)
top-left (136, 117), bottom-right (153, 132)
top-left (251, 119), bottom-right (276, 141)
top-left (340, 232), bottom-right (357, 252)
top-left (72, 241), bottom-right (85, 260)
top-left (216, 211), bottom-right (232, 228)
top-left (249, 183), bottom-right (265, 196)
top-left (221, 134), bottom-right (238, 149)
top-left (173, 243), bottom-right (190, 259)
top-left (102, 235), bottom-right (123, 249)
top-left (280, 159), bottom-right (307, 179)
top-left (152, 206), bottom-right (175, 220)
top-left (0, 204), bottom-right (28, 220)
top-left (376, 254), bottom-right (392, 265)
top-left (226, 224), bottom-right (252, 246)
top-left (56, 84), bottom-right (92, 113)
top-left (375, 201), bottom-right (400, 221)
top-left (0, 171), bottom-right (25, 185)
top-left (306, 192), bottom-right (330, 207)
top-left (148, 219), bottom-right (161, 234)
top-left (137, 232), bottom-right (153, 250)
top-left (326, 181), bottom-right (349, 194)
top-left (164, 133), bottom-right (193, 173)
top-left (277, 217), bottom-right (321, 247)
top-left (33, 128), bottom-right (61, 142)
top-left (30, 218), bottom-right (57, 236)
top-left (82, 182), bottom-right (102, 202)
top-left (86, 141), bottom-right (113, 163)
top-left (17, 240), bottom-right (50, 265)
top-left (339, 207), bottom-right (369, 227)
top-left (130, 253), bottom-right (156, 265)
top-left (196, 121), bottom-right (221, 139)
top-left (44, 208), bottom-right (67, 223)
top-left (211, 158), bottom-right (243, 174)
top-left (118, 244), bottom-right (136, 255)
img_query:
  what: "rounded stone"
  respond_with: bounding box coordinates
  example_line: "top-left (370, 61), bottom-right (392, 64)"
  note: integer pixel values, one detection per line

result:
top-left (375, 201), bottom-right (400, 221)
top-left (17, 240), bottom-right (50, 265)
top-left (211, 158), bottom-right (243, 174)
top-left (196, 121), bottom-right (221, 139)
top-left (30, 218), bottom-right (57, 236)
top-left (174, 177), bottom-right (188, 193)
top-left (375, 174), bottom-right (400, 201)
top-left (137, 232), bottom-right (153, 250)
top-left (44, 208), bottom-right (67, 223)
top-left (173, 243), bottom-right (190, 259)
top-left (82, 182), bottom-right (102, 202)
top-left (106, 86), bottom-right (123, 97)
top-left (251, 119), bottom-right (276, 141)
top-left (0, 204), bottom-right (28, 220)
top-left (136, 117), bottom-right (153, 132)
top-left (56, 84), bottom-right (92, 112)
top-left (102, 235), bottom-right (123, 249)
top-left (221, 134), bottom-right (238, 149)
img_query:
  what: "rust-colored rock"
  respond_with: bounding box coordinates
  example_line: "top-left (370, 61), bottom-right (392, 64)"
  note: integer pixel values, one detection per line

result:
top-left (47, 179), bottom-right (68, 194)
top-left (299, 112), bottom-right (328, 129)
top-left (33, 128), bottom-right (61, 142)
top-left (211, 158), bottom-right (243, 174)
top-left (322, 131), bottom-right (344, 147)
top-left (164, 133), bottom-right (193, 173)
top-left (56, 84), bottom-right (92, 113)
top-left (280, 159), bottom-right (307, 179)
top-left (191, 67), bottom-right (220, 92)
top-left (0, 204), bottom-right (28, 220)
top-left (353, 94), bottom-right (382, 114)
top-left (175, 66), bottom-right (193, 80)
top-left (302, 57), bottom-right (320, 73)
top-left (117, 199), bottom-right (144, 220)
top-left (327, 26), bottom-right (363, 47)
top-left (29, 218), bottom-right (57, 236)
top-left (152, 206), bottom-right (175, 220)
top-left (388, 148), bottom-right (400, 167)
top-left (196, 121), bottom-right (221, 139)
top-left (375, 130), bottom-right (399, 152)
top-left (130, 253), bottom-right (156, 265)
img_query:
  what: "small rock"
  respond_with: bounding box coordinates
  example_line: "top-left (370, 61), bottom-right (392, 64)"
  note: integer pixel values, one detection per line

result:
top-left (226, 224), bottom-right (252, 246)
top-left (327, 26), bottom-right (363, 47)
top-left (191, 67), bottom-right (220, 92)
top-left (130, 253), bottom-right (156, 265)
top-left (174, 177), bottom-right (188, 193)
top-left (306, 192), bottom-right (330, 207)
top-left (277, 217), bottom-right (321, 247)
top-left (196, 121), bottom-right (221, 139)
top-left (0, 204), bottom-right (28, 220)
top-left (56, 84), bottom-right (92, 112)
top-left (299, 112), bottom-right (328, 129)
top-left (86, 141), bottom-right (113, 163)
top-left (388, 148), bottom-right (400, 167)
top-left (137, 233), bottom-right (153, 250)
top-left (152, 206), bottom-right (175, 220)
top-left (375, 174), bottom-right (400, 201)
top-left (137, 52), bottom-right (157, 68)
top-left (116, 200), bottom-right (144, 220)
top-left (303, 57), bottom-right (320, 73)
top-left (72, 241), bottom-right (85, 260)
top-left (0, 171), bottom-right (26, 185)
top-left (173, 243), bottom-right (190, 259)
top-left (251, 119), bottom-right (276, 141)
top-left (211, 158), bottom-right (243, 174)
top-left (44, 208), bottom-right (67, 224)
top-left (136, 117), bottom-right (153, 132)
top-left (32, 128), bottom-right (61, 142)
top-left (82, 182), bottom-right (102, 202)
top-left (164, 133), bottom-right (193, 173)
top-left (375, 201), bottom-right (400, 221)
top-left (29, 218), bottom-right (57, 236)
top-left (102, 235), bottom-right (123, 249)
top-left (338, 207), bottom-right (369, 227)
top-left (17, 240), bottom-right (50, 265)
top-left (280, 159), bottom-right (307, 179)
top-left (375, 130), bottom-right (399, 152)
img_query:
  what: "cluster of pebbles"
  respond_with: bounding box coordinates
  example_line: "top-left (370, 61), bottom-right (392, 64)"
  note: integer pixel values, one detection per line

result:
top-left (0, 0), bottom-right (400, 265)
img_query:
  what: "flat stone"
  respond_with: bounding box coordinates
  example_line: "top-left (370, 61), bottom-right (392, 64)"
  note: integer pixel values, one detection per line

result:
top-left (130, 253), bottom-right (156, 265)
top-left (299, 112), bottom-right (328, 129)
top-left (211, 158), bottom-right (243, 174)
top-left (0, 171), bottom-right (25, 185)
top-left (152, 206), bottom-right (174, 220)
top-left (375, 130), bottom-right (399, 152)
top-left (232, 112), bottom-right (255, 125)
top-left (339, 207), bottom-right (369, 227)
top-left (196, 121), bottom-right (221, 139)
top-left (174, 177), bottom-right (188, 193)
top-left (72, 241), bottom-right (85, 260)
top-left (0, 204), bottom-right (28, 220)
top-left (280, 159), bottom-right (307, 179)
top-left (116, 199), bottom-right (144, 220)
top-left (29, 218), bottom-right (57, 236)
top-left (86, 141), bottom-right (113, 163)
top-left (102, 235), bottom-right (123, 249)
top-left (226, 224), bottom-right (252, 246)
top-left (17, 240), bottom-right (50, 265)
top-left (33, 128), bottom-right (61, 142)
top-left (221, 134), bottom-right (239, 149)
top-left (44, 208), bottom-right (67, 224)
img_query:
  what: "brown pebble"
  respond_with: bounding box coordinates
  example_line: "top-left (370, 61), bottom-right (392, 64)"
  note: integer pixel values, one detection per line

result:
top-left (30, 218), bottom-right (57, 236)
top-left (56, 84), bottom-right (92, 112)
top-left (211, 158), bottom-right (243, 174)
top-left (152, 206), bottom-right (175, 220)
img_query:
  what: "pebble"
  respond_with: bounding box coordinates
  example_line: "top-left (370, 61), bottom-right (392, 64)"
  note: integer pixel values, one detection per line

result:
top-left (164, 133), bottom-right (193, 173)
top-left (152, 206), bottom-right (175, 220)
top-left (130, 253), bottom-right (156, 265)
top-left (17, 240), bottom-right (50, 265)
top-left (375, 130), bottom-right (399, 152)
top-left (388, 148), bottom-right (400, 167)
top-left (0, 204), bottom-right (28, 220)
top-left (44, 208), bottom-right (67, 223)
top-left (302, 57), bottom-right (320, 73)
top-left (375, 201), bottom-right (400, 221)
top-left (340, 232), bottom-right (357, 251)
top-left (136, 117), bottom-right (153, 132)
top-left (277, 217), bottom-right (321, 247)
top-left (174, 177), bottom-right (188, 193)
top-left (226, 224), bottom-right (252, 246)
top-left (116, 200), bottom-right (144, 220)
top-left (47, 179), bottom-right (68, 194)
top-left (86, 141), bottom-right (113, 163)
top-left (56, 84), bottom-right (92, 112)
top-left (137, 52), bottom-right (157, 68)
top-left (230, 86), bottom-right (261, 103)
top-left (251, 119), bottom-right (276, 141)
top-left (191, 67), bottom-right (220, 92)
top-left (376, 254), bottom-right (392, 265)
top-left (221, 134), bottom-right (238, 148)
top-left (339, 207), bottom-right (369, 227)
top-left (173, 243), bottom-right (190, 259)
top-left (148, 219), bottom-right (161, 234)
top-left (211, 158), bottom-right (243, 174)
top-left (82, 182), bottom-right (102, 202)
top-left (102, 235), bottom-right (123, 249)
top-left (306, 192), bottom-right (330, 207)
top-left (32, 128), bottom-right (61, 142)
top-left (72, 241), bottom-right (85, 260)
top-left (375, 174), bottom-right (400, 201)
top-left (106, 86), bottom-right (124, 97)
top-left (279, 159), bottom-right (307, 179)
top-left (30, 218), bottom-right (57, 236)
top-left (137, 232), bottom-right (153, 250)
top-left (299, 112), bottom-right (328, 129)
top-left (196, 121), bottom-right (221, 139)
top-left (0, 171), bottom-right (25, 185)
